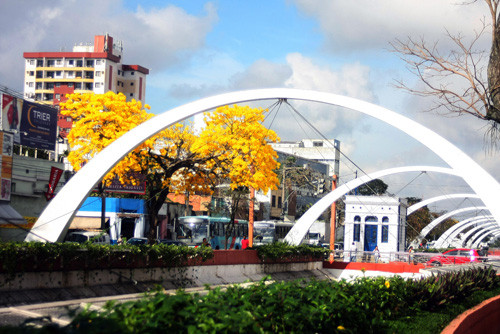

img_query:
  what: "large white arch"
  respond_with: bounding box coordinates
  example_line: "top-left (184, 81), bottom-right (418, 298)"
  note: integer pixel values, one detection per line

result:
top-left (464, 223), bottom-right (500, 247)
top-left (407, 194), bottom-right (481, 215)
top-left (433, 216), bottom-right (493, 248)
top-left (417, 206), bottom-right (490, 242)
top-left (25, 88), bottom-right (500, 242)
top-left (284, 166), bottom-right (461, 245)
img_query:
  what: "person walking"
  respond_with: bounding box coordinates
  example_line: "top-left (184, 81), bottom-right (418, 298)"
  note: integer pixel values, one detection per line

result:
top-left (373, 246), bottom-right (380, 263)
top-left (408, 246), bottom-right (414, 264)
top-left (350, 242), bottom-right (357, 262)
top-left (241, 236), bottom-right (249, 250)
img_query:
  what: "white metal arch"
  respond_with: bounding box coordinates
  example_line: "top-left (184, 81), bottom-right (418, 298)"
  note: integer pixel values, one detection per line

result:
top-left (464, 223), bottom-right (500, 248)
top-left (433, 216), bottom-right (493, 248)
top-left (417, 207), bottom-right (490, 242)
top-left (473, 231), bottom-right (500, 248)
top-left (407, 194), bottom-right (481, 215)
top-left (25, 88), bottom-right (500, 242)
top-left (471, 228), bottom-right (500, 248)
top-left (284, 166), bottom-right (460, 245)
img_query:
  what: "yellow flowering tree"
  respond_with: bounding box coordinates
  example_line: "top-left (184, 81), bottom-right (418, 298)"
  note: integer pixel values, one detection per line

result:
top-left (61, 92), bottom-right (280, 241)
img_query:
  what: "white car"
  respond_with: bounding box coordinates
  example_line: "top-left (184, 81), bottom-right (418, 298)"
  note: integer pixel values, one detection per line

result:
top-left (65, 231), bottom-right (110, 245)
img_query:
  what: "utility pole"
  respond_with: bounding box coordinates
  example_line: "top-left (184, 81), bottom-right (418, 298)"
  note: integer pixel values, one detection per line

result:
top-left (249, 187), bottom-right (254, 247)
top-left (330, 175), bottom-right (337, 250)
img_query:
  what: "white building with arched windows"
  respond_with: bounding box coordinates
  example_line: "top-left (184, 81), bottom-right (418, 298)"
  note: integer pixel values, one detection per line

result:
top-left (344, 195), bottom-right (407, 261)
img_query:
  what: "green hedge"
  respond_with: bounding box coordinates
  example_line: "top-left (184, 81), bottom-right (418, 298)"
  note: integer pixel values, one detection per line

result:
top-left (2, 266), bottom-right (496, 333)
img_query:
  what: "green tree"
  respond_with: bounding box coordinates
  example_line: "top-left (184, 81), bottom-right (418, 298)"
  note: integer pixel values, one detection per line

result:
top-left (356, 179), bottom-right (388, 196)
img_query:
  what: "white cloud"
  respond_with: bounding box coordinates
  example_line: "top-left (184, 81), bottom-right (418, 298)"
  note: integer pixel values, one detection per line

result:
top-left (0, 0), bottom-right (216, 92)
top-left (292, 0), bottom-right (490, 53)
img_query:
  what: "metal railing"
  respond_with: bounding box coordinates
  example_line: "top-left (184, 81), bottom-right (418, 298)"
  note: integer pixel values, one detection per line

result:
top-left (330, 250), bottom-right (496, 267)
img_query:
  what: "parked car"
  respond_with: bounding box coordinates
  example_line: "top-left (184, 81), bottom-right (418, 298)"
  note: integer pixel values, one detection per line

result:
top-left (159, 239), bottom-right (186, 246)
top-left (65, 231), bottom-right (110, 245)
top-left (127, 237), bottom-right (149, 245)
top-left (426, 248), bottom-right (481, 267)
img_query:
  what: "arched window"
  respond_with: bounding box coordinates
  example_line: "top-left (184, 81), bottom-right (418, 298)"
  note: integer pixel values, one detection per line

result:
top-left (382, 217), bottom-right (389, 223)
top-left (365, 216), bottom-right (378, 223)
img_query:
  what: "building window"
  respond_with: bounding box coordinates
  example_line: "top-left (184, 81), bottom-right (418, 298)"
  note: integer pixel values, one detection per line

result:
top-left (277, 196), bottom-right (282, 209)
top-left (365, 216), bottom-right (378, 223)
top-left (47, 60), bottom-right (55, 67)
top-left (86, 60), bottom-right (94, 67)
top-left (55, 93), bottom-right (60, 99)
top-left (36, 82), bottom-right (42, 89)
top-left (68, 59), bottom-right (74, 66)
top-left (67, 83), bottom-right (73, 87)
top-left (129, 93), bottom-right (133, 97)
top-left (37, 60), bottom-right (43, 67)
top-left (29, 59), bottom-right (35, 65)
top-left (353, 223), bottom-right (361, 242)
top-left (56, 59), bottom-right (62, 66)
top-left (96, 59), bottom-right (102, 65)
top-left (28, 82), bottom-right (34, 88)
top-left (95, 71), bottom-right (101, 77)
top-left (130, 82), bottom-right (134, 86)
top-left (313, 141), bottom-right (323, 147)
top-left (131, 71), bottom-right (134, 75)
top-left (95, 82), bottom-right (101, 88)
top-left (381, 226), bottom-right (389, 243)
top-left (272, 195), bottom-right (276, 207)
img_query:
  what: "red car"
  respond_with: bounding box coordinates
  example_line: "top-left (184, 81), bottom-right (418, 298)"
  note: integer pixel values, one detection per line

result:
top-left (426, 248), bottom-right (481, 267)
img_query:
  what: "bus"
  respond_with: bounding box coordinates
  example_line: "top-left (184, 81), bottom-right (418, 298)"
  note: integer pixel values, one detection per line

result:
top-left (175, 216), bottom-right (294, 248)
top-left (175, 216), bottom-right (248, 249)
top-left (253, 220), bottom-right (294, 245)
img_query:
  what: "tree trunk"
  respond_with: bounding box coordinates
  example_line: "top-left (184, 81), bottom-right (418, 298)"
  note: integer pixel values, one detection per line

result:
top-left (487, 15), bottom-right (500, 122)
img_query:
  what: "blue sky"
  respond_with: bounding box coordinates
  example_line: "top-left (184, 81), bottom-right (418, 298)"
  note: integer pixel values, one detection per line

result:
top-left (0, 0), bottom-right (497, 212)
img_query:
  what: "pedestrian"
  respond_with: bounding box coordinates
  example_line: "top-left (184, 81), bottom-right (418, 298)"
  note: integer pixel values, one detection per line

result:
top-left (350, 242), bottom-right (357, 262)
top-left (373, 246), bottom-right (380, 263)
top-left (241, 236), bottom-right (249, 250)
top-left (408, 246), bottom-right (414, 264)
top-left (202, 237), bottom-right (211, 248)
top-left (117, 235), bottom-right (123, 245)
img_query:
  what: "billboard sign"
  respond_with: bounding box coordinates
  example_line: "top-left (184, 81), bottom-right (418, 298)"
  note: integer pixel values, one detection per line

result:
top-left (19, 100), bottom-right (58, 151)
top-left (0, 132), bottom-right (13, 201)
top-left (1, 93), bottom-right (58, 151)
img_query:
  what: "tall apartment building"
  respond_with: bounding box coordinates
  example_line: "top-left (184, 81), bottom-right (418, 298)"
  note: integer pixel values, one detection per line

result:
top-left (23, 34), bottom-right (149, 107)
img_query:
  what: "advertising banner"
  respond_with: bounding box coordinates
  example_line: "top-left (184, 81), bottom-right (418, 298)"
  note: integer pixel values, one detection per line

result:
top-left (1, 94), bottom-right (22, 144)
top-left (19, 100), bottom-right (58, 151)
top-left (0, 132), bottom-right (13, 201)
top-left (45, 166), bottom-right (64, 201)
top-left (94, 173), bottom-right (147, 195)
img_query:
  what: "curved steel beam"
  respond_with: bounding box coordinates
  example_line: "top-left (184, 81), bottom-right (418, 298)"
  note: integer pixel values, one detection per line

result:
top-left (417, 206), bottom-right (489, 242)
top-left (407, 194), bottom-right (481, 215)
top-left (284, 166), bottom-right (460, 245)
top-left (471, 228), bottom-right (500, 248)
top-left (25, 88), bottom-right (500, 242)
top-left (433, 216), bottom-right (493, 248)
top-left (464, 223), bottom-right (499, 248)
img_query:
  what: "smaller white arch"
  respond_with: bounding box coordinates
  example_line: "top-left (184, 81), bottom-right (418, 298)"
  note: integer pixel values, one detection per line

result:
top-left (284, 165), bottom-right (459, 245)
top-left (417, 206), bottom-right (490, 242)
top-left (407, 194), bottom-right (480, 215)
top-left (471, 228), bottom-right (500, 248)
top-left (433, 216), bottom-right (493, 248)
top-left (464, 223), bottom-right (500, 248)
